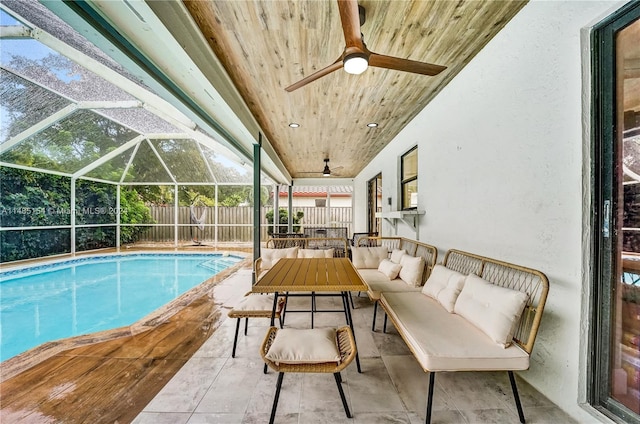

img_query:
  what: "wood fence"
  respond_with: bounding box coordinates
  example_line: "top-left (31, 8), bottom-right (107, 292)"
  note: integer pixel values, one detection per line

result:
top-left (136, 206), bottom-right (352, 243)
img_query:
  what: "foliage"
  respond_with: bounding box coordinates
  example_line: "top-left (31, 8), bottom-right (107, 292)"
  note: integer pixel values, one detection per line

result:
top-left (265, 208), bottom-right (304, 235)
top-left (119, 188), bottom-right (155, 244)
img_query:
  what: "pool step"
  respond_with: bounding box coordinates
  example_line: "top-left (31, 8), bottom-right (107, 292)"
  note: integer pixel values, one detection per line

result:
top-left (199, 257), bottom-right (241, 271)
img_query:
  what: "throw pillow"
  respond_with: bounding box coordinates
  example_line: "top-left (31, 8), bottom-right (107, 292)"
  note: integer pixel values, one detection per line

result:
top-left (390, 248), bottom-right (407, 264)
top-left (398, 255), bottom-right (425, 287)
top-left (378, 258), bottom-right (402, 279)
top-left (421, 264), bottom-right (466, 312)
top-left (454, 273), bottom-right (529, 347)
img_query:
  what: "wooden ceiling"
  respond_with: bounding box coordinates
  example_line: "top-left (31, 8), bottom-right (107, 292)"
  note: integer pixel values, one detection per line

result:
top-left (183, 0), bottom-right (527, 179)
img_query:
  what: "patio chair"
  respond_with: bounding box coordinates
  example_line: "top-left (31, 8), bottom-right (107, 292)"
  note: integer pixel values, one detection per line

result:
top-left (228, 292), bottom-right (286, 358)
top-left (260, 326), bottom-right (356, 424)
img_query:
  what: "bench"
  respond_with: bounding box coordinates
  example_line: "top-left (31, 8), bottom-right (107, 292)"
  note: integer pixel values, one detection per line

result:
top-left (379, 249), bottom-right (549, 424)
top-left (352, 237), bottom-right (438, 330)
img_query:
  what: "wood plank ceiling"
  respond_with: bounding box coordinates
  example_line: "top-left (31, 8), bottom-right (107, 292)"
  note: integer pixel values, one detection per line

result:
top-left (183, 0), bottom-right (527, 179)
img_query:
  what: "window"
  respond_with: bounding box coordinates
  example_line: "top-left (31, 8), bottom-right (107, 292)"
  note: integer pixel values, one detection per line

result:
top-left (591, 3), bottom-right (640, 422)
top-left (401, 147), bottom-right (418, 210)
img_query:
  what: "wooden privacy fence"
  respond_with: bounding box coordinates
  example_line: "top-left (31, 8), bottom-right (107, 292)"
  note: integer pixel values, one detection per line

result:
top-left (137, 206), bottom-right (352, 242)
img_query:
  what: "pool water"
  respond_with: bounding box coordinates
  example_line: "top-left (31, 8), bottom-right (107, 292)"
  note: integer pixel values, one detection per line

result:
top-left (0, 253), bottom-right (242, 362)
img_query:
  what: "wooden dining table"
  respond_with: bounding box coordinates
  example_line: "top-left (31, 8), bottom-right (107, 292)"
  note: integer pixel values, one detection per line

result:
top-left (253, 257), bottom-right (367, 372)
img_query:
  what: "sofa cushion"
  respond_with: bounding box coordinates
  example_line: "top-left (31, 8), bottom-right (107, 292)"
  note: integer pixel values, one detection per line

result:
top-left (399, 255), bottom-right (425, 287)
top-left (378, 258), bottom-right (402, 279)
top-left (454, 274), bottom-right (529, 348)
top-left (390, 248), bottom-right (407, 264)
top-left (351, 246), bottom-right (389, 269)
top-left (298, 248), bottom-right (334, 258)
top-left (261, 247), bottom-right (299, 269)
top-left (357, 269), bottom-right (419, 301)
top-left (381, 292), bottom-right (529, 371)
top-left (265, 328), bottom-right (340, 365)
top-left (422, 264), bottom-right (466, 312)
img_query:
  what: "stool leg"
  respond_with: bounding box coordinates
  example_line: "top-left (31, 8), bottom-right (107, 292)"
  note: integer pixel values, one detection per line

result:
top-left (269, 372), bottom-right (285, 424)
top-left (334, 372), bottom-right (351, 418)
top-left (383, 313), bottom-right (388, 333)
top-left (232, 318), bottom-right (240, 358)
top-left (244, 317), bottom-right (249, 336)
top-left (372, 301), bottom-right (378, 331)
top-left (278, 313), bottom-right (283, 329)
top-left (311, 292), bottom-right (316, 328)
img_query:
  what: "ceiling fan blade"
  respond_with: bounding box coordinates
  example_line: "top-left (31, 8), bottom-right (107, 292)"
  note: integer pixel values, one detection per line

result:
top-left (285, 58), bottom-right (343, 92)
top-left (337, 0), bottom-right (364, 49)
top-left (369, 52), bottom-right (447, 76)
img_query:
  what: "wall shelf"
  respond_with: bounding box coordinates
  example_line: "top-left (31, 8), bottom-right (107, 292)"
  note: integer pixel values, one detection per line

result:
top-left (375, 210), bottom-right (425, 233)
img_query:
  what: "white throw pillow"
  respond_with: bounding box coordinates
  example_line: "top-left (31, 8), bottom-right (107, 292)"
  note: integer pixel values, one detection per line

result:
top-left (265, 328), bottom-right (341, 364)
top-left (298, 248), bottom-right (334, 258)
top-left (398, 255), bottom-right (425, 287)
top-left (421, 264), bottom-right (466, 312)
top-left (390, 248), bottom-right (406, 264)
top-left (351, 246), bottom-right (389, 269)
top-left (378, 258), bottom-right (402, 279)
top-left (454, 273), bottom-right (529, 348)
top-left (261, 247), bottom-right (299, 269)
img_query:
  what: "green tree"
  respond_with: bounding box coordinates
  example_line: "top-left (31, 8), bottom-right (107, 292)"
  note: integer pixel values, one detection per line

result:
top-left (265, 208), bottom-right (304, 235)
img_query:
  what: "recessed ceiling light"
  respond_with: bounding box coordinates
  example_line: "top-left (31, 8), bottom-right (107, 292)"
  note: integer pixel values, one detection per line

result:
top-left (288, 123), bottom-right (300, 128)
top-left (367, 122), bottom-right (378, 128)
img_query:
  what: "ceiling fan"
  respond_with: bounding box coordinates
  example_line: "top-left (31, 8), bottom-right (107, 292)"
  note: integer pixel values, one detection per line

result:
top-left (285, 0), bottom-right (447, 92)
top-left (299, 158), bottom-right (343, 177)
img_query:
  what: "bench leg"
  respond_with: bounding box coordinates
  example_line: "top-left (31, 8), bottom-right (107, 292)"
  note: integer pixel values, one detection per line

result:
top-left (508, 371), bottom-right (526, 423)
top-left (426, 372), bottom-right (435, 424)
top-left (269, 372), bottom-right (284, 424)
top-left (232, 318), bottom-right (241, 358)
top-left (372, 301), bottom-right (378, 331)
top-left (334, 372), bottom-right (352, 418)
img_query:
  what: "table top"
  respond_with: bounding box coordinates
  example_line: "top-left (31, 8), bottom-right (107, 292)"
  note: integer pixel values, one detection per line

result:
top-left (252, 257), bottom-right (367, 293)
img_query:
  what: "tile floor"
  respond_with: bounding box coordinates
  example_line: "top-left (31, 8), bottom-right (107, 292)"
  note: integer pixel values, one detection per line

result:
top-left (133, 268), bottom-right (576, 424)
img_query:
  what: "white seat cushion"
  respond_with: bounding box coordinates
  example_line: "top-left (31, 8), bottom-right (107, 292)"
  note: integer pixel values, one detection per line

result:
top-left (381, 292), bottom-right (529, 372)
top-left (358, 269), bottom-right (419, 300)
top-left (421, 264), bottom-right (466, 312)
top-left (230, 294), bottom-right (276, 312)
top-left (454, 274), bottom-right (529, 348)
top-left (351, 246), bottom-right (389, 269)
top-left (265, 328), bottom-right (340, 365)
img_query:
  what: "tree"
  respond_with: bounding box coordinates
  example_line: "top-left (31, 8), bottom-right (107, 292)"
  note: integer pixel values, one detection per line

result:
top-left (265, 208), bottom-right (304, 235)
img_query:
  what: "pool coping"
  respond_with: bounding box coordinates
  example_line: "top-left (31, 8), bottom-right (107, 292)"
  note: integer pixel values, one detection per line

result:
top-left (0, 250), bottom-right (251, 382)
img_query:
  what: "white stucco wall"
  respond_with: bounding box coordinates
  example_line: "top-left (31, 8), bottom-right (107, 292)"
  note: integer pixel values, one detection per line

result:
top-left (354, 0), bottom-right (627, 421)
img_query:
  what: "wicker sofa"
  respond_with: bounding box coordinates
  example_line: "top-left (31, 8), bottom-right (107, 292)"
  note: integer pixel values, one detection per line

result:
top-left (352, 237), bottom-right (438, 330)
top-left (379, 248), bottom-right (549, 424)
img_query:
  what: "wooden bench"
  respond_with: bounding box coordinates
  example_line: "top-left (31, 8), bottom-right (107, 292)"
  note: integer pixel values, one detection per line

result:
top-left (379, 249), bottom-right (549, 424)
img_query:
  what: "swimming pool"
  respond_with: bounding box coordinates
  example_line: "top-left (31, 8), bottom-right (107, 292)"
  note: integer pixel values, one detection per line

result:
top-left (0, 253), bottom-right (243, 362)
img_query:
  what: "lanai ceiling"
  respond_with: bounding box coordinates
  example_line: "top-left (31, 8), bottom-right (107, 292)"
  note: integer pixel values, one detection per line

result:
top-left (180, 0), bottom-right (528, 178)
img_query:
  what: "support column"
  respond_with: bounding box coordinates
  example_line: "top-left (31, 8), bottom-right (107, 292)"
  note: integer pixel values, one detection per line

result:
top-left (71, 178), bottom-right (76, 255)
top-left (116, 185), bottom-right (121, 251)
top-left (174, 183), bottom-right (179, 248)
top-left (252, 136), bottom-right (262, 285)
top-left (288, 185), bottom-right (293, 233)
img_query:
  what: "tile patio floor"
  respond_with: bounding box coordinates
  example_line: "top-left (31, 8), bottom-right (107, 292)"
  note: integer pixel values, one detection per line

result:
top-left (132, 268), bottom-right (576, 424)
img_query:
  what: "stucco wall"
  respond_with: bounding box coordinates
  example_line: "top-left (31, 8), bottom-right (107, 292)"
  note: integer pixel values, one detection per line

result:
top-left (354, 0), bottom-right (627, 421)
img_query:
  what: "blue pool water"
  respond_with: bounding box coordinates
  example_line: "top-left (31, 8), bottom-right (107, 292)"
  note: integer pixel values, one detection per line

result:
top-left (0, 253), bottom-right (242, 362)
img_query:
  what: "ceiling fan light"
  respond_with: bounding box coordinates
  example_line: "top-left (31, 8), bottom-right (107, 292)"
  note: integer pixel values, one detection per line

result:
top-left (322, 164), bottom-right (331, 176)
top-left (343, 53), bottom-right (368, 75)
